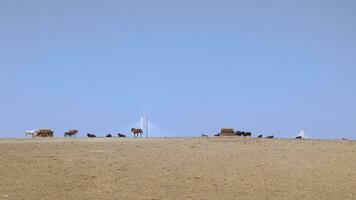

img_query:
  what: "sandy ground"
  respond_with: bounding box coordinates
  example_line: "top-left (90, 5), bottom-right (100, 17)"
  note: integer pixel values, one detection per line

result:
top-left (0, 137), bottom-right (355, 200)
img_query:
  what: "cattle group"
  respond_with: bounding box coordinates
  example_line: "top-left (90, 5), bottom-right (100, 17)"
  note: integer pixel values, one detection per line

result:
top-left (25, 128), bottom-right (143, 138)
top-left (210, 129), bottom-right (305, 140)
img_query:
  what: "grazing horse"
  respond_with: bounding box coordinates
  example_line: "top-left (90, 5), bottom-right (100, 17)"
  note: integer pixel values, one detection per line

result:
top-left (36, 129), bottom-right (54, 138)
top-left (131, 128), bottom-right (143, 138)
top-left (64, 130), bottom-right (78, 138)
top-left (106, 134), bottom-right (112, 138)
top-left (87, 133), bottom-right (96, 138)
top-left (266, 135), bottom-right (274, 139)
top-left (258, 135), bottom-right (263, 138)
top-left (118, 133), bottom-right (126, 138)
top-left (25, 129), bottom-right (38, 138)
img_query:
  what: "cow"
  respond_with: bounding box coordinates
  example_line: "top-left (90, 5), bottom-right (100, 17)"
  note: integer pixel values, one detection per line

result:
top-left (296, 136), bottom-right (303, 139)
top-left (64, 130), bottom-right (78, 138)
top-left (202, 134), bottom-right (208, 138)
top-left (266, 135), bottom-right (274, 139)
top-left (25, 129), bottom-right (38, 138)
top-left (243, 132), bottom-right (252, 137)
top-left (118, 133), bottom-right (126, 138)
top-left (87, 133), bottom-right (96, 138)
top-left (106, 134), bottom-right (112, 138)
top-left (258, 135), bottom-right (263, 138)
top-left (36, 129), bottom-right (54, 137)
top-left (235, 131), bottom-right (244, 137)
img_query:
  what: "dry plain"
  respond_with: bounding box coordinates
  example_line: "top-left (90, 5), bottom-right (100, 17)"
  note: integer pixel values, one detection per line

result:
top-left (0, 137), bottom-right (355, 200)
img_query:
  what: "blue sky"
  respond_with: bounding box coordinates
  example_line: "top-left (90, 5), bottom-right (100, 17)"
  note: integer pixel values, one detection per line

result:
top-left (1, 0), bottom-right (356, 138)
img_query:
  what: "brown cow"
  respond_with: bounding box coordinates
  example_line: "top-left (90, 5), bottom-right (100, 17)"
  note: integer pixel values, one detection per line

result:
top-left (36, 129), bottom-right (54, 137)
top-left (65, 130), bottom-right (78, 138)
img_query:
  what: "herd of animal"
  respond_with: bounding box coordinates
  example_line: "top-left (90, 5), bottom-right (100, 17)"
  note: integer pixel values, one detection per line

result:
top-left (211, 130), bottom-right (302, 139)
top-left (25, 128), bottom-right (304, 139)
top-left (25, 128), bottom-right (145, 138)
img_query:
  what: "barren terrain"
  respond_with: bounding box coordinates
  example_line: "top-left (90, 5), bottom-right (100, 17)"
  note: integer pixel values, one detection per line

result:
top-left (0, 137), bottom-right (355, 200)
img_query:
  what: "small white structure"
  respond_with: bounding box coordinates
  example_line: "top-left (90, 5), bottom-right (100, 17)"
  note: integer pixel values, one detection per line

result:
top-left (299, 129), bottom-right (305, 138)
top-left (140, 115), bottom-right (149, 138)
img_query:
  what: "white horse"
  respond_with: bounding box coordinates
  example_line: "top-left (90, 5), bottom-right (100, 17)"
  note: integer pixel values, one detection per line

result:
top-left (25, 129), bottom-right (38, 138)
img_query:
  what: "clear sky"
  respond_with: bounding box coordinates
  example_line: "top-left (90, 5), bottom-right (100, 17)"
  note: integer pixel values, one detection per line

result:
top-left (1, 0), bottom-right (356, 138)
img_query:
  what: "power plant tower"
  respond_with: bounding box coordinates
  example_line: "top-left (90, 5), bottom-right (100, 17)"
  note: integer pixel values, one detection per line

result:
top-left (140, 115), bottom-right (149, 138)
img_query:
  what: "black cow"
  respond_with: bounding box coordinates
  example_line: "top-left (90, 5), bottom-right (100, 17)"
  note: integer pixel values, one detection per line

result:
top-left (118, 133), bottom-right (126, 138)
top-left (243, 132), bottom-right (252, 137)
top-left (87, 133), bottom-right (96, 138)
top-left (258, 135), bottom-right (263, 138)
top-left (106, 134), bottom-right (112, 138)
top-left (235, 131), bottom-right (244, 137)
top-left (266, 135), bottom-right (274, 139)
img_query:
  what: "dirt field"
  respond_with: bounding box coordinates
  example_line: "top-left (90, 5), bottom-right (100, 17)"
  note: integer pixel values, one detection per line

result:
top-left (0, 137), bottom-right (355, 200)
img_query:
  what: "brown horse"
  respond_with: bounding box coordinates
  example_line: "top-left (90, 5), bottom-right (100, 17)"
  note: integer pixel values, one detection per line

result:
top-left (36, 129), bottom-right (54, 138)
top-left (65, 130), bottom-right (78, 138)
top-left (131, 128), bottom-right (143, 138)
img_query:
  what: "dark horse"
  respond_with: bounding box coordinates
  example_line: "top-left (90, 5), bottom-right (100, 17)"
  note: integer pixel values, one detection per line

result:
top-left (131, 128), bottom-right (143, 138)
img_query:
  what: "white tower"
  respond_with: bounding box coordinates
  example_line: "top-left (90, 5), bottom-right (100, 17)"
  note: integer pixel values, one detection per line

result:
top-left (299, 129), bottom-right (305, 138)
top-left (140, 115), bottom-right (149, 138)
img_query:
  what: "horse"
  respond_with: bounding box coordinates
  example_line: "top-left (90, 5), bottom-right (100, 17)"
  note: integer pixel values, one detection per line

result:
top-left (258, 135), bottom-right (263, 138)
top-left (131, 128), bottom-right (143, 138)
top-left (36, 129), bottom-right (54, 138)
top-left (202, 134), bottom-right (208, 138)
top-left (64, 130), bottom-right (78, 138)
top-left (106, 134), bottom-right (112, 138)
top-left (118, 133), bottom-right (126, 138)
top-left (214, 133), bottom-right (220, 137)
top-left (266, 135), bottom-right (274, 139)
top-left (296, 136), bottom-right (303, 139)
top-left (25, 129), bottom-right (38, 138)
top-left (87, 133), bottom-right (96, 138)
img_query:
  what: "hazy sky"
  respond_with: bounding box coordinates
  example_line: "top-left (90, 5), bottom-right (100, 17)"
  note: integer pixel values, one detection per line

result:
top-left (1, 0), bottom-right (356, 138)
